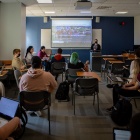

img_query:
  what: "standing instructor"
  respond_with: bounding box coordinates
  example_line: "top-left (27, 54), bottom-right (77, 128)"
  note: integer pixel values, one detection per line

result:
top-left (91, 39), bottom-right (101, 52)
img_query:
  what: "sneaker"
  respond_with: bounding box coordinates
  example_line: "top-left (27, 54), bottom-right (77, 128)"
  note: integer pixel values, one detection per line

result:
top-left (106, 84), bottom-right (114, 88)
top-left (106, 106), bottom-right (114, 113)
top-left (30, 111), bottom-right (42, 117)
top-left (34, 111), bottom-right (42, 117)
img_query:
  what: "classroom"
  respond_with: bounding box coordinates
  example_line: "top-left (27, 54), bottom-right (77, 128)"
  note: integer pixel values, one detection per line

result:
top-left (0, 0), bottom-right (140, 140)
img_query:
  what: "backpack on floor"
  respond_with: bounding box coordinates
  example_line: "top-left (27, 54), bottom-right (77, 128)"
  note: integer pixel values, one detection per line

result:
top-left (55, 81), bottom-right (70, 101)
top-left (111, 98), bottom-right (132, 126)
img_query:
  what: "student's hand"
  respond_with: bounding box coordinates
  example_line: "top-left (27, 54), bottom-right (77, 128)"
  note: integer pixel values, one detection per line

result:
top-left (21, 65), bottom-right (25, 70)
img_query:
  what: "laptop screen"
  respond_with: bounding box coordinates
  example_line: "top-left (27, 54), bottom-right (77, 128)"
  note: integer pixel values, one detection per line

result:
top-left (0, 97), bottom-right (19, 120)
top-left (113, 128), bottom-right (131, 140)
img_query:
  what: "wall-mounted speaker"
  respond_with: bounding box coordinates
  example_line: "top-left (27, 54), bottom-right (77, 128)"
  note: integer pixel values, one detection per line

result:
top-left (95, 17), bottom-right (100, 23)
top-left (43, 17), bottom-right (48, 23)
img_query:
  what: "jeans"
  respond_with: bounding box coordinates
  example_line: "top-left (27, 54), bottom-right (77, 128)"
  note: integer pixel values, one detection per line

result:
top-left (113, 85), bottom-right (140, 106)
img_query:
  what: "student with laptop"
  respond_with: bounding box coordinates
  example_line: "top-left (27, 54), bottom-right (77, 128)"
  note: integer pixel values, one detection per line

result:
top-left (106, 59), bottom-right (140, 112)
top-left (38, 46), bottom-right (51, 71)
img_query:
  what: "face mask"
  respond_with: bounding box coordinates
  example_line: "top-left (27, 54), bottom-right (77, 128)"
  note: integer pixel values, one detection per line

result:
top-left (95, 41), bottom-right (97, 43)
top-left (17, 54), bottom-right (20, 57)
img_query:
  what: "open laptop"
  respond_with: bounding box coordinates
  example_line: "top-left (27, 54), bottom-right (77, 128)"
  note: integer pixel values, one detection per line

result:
top-left (109, 73), bottom-right (123, 82)
top-left (0, 65), bottom-right (5, 75)
top-left (0, 97), bottom-right (19, 121)
top-left (113, 128), bottom-right (131, 140)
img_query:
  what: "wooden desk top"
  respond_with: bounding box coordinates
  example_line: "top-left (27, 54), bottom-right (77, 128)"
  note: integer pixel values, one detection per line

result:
top-left (0, 71), bottom-right (8, 76)
top-left (62, 54), bottom-right (71, 57)
top-left (4, 65), bottom-right (12, 70)
top-left (77, 72), bottom-right (101, 81)
top-left (109, 60), bottom-right (124, 64)
top-left (93, 55), bottom-right (124, 58)
top-left (103, 58), bottom-right (118, 61)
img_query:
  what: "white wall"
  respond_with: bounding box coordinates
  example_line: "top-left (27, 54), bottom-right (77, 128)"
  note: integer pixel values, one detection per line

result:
top-left (134, 16), bottom-right (140, 45)
top-left (0, 3), bottom-right (26, 60)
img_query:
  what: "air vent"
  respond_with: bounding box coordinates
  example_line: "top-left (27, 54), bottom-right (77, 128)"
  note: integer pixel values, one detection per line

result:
top-left (97, 6), bottom-right (112, 9)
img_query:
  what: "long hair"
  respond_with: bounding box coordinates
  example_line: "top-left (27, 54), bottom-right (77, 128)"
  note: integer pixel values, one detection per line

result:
top-left (133, 59), bottom-right (140, 80)
top-left (25, 46), bottom-right (33, 58)
top-left (70, 52), bottom-right (79, 65)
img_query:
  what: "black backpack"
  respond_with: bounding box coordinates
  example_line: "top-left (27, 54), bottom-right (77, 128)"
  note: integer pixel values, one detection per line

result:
top-left (111, 98), bottom-right (132, 126)
top-left (55, 81), bottom-right (70, 101)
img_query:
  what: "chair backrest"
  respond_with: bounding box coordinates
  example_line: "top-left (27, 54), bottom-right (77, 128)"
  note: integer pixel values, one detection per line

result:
top-left (51, 62), bottom-right (66, 74)
top-left (0, 81), bottom-right (5, 97)
top-left (125, 59), bottom-right (132, 66)
top-left (22, 59), bottom-right (28, 68)
top-left (19, 91), bottom-right (50, 111)
top-left (66, 68), bottom-right (83, 83)
top-left (111, 63), bottom-right (124, 75)
top-left (75, 78), bottom-right (99, 95)
top-left (14, 70), bottom-right (22, 88)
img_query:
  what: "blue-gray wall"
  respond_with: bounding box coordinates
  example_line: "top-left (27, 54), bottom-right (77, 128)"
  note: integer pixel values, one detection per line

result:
top-left (26, 16), bottom-right (134, 63)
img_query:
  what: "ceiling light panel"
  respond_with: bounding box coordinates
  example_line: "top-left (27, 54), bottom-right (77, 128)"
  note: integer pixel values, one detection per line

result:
top-left (37, 0), bottom-right (52, 3)
top-left (115, 11), bottom-right (128, 14)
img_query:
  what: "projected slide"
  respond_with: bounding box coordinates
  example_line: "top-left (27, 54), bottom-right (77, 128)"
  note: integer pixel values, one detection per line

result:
top-left (52, 20), bottom-right (92, 48)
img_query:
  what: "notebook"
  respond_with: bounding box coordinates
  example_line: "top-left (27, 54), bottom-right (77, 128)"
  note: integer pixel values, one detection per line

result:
top-left (0, 97), bottom-right (19, 121)
top-left (113, 128), bottom-right (131, 140)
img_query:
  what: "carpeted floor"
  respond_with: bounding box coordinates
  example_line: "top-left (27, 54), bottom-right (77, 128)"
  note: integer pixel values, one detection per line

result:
top-left (4, 73), bottom-right (140, 140)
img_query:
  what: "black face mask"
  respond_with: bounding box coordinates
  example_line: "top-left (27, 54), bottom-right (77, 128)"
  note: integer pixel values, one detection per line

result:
top-left (17, 54), bottom-right (20, 57)
top-left (95, 41), bottom-right (97, 43)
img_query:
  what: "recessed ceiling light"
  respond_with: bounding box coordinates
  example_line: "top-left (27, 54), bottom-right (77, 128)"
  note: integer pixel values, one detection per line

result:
top-left (115, 11), bottom-right (128, 14)
top-left (45, 11), bottom-right (55, 14)
top-left (80, 11), bottom-right (91, 14)
top-left (37, 0), bottom-right (52, 3)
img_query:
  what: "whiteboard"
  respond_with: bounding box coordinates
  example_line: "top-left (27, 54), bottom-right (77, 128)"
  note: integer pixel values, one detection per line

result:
top-left (41, 29), bottom-right (51, 49)
top-left (41, 29), bottom-right (102, 49)
top-left (92, 29), bottom-right (102, 48)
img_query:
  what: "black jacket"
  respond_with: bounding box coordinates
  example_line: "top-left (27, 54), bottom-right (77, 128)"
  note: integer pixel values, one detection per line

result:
top-left (91, 43), bottom-right (101, 51)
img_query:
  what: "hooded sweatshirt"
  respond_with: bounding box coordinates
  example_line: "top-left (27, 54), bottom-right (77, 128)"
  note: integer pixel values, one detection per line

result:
top-left (51, 54), bottom-right (65, 63)
top-left (19, 68), bottom-right (57, 92)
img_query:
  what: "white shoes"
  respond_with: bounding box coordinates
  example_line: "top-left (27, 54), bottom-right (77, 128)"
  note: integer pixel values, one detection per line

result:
top-left (34, 111), bottom-right (42, 117)
top-left (26, 111), bottom-right (42, 117)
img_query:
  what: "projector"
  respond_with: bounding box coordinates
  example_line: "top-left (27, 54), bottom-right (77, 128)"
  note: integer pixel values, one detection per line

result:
top-left (75, 0), bottom-right (92, 10)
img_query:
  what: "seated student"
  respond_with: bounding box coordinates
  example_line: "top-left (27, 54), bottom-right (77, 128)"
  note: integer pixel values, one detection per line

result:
top-left (12, 49), bottom-right (25, 70)
top-left (51, 48), bottom-right (65, 81)
top-left (25, 46), bottom-right (34, 64)
top-left (106, 59), bottom-right (140, 112)
top-left (19, 56), bottom-right (57, 116)
top-left (68, 52), bottom-right (84, 69)
top-left (129, 48), bottom-right (140, 79)
top-left (84, 60), bottom-right (90, 72)
top-left (130, 113), bottom-right (140, 140)
top-left (0, 117), bottom-right (20, 140)
top-left (38, 46), bottom-right (51, 71)
top-left (51, 48), bottom-right (65, 63)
